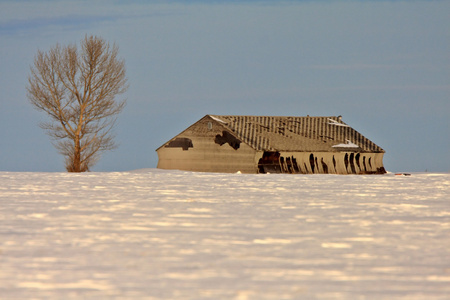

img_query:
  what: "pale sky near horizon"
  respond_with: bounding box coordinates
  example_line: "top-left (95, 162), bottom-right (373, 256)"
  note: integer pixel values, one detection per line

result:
top-left (0, 0), bottom-right (449, 172)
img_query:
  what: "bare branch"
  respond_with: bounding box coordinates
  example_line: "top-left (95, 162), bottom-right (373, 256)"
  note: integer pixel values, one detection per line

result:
top-left (27, 35), bottom-right (128, 172)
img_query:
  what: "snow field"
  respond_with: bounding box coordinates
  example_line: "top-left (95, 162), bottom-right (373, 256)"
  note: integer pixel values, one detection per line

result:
top-left (0, 170), bottom-right (449, 299)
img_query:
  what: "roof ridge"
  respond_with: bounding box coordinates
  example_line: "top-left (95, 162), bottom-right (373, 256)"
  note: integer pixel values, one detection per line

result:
top-left (210, 114), bottom-right (341, 118)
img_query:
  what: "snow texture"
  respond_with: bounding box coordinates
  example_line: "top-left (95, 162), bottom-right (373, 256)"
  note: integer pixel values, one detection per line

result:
top-left (327, 119), bottom-right (349, 127)
top-left (1, 170), bottom-right (449, 299)
top-left (209, 115), bottom-right (228, 124)
top-left (332, 140), bottom-right (360, 148)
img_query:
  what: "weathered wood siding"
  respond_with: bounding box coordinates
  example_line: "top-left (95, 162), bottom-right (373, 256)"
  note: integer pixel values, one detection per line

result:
top-left (157, 115), bottom-right (386, 174)
top-left (157, 116), bottom-right (257, 173)
top-left (275, 152), bottom-right (386, 174)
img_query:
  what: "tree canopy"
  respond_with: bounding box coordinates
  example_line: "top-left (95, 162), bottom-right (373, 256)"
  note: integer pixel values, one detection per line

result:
top-left (27, 35), bottom-right (128, 172)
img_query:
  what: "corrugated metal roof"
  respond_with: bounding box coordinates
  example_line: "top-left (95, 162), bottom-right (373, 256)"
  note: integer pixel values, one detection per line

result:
top-left (209, 115), bottom-right (384, 153)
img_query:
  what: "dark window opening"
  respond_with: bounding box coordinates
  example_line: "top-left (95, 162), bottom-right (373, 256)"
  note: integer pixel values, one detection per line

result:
top-left (355, 153), bottom-right (361, 170)
top-left (309, 154), bottom-right (315, 173)
top-left (362, 156), bottom-right (367, 171)
top-left (344, 153), bottom-right (349, 171)
top-left (285, 157), bottom-right (293, 173)
top-left (321, 158), bottom-right (329, 173)
top-left (215, 131), bottom-right (241, 150)
top-left (292, 157), bottom-right (300, 173)
top-left (349, 153), bottom-right (356, 174)
top-left (368, 157), bottom-right (372, 169)
top-left (166, 138), bottom-right (193, 151)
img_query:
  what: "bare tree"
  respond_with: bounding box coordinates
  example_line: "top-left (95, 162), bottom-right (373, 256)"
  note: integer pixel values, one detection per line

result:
top-left (27, 35), bottom-right (128, 172)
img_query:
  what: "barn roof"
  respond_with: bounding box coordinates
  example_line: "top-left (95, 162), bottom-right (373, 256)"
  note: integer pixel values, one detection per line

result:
top-left (208, 115), bottom-right (384, 153)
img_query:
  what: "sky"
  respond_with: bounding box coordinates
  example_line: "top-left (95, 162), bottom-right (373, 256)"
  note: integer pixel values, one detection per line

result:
top-left (0, 0), bottom-right (449, 173)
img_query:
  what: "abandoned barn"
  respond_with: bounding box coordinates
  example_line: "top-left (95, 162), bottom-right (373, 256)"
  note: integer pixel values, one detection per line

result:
top-left (156, 115), bottom-right (386, 174)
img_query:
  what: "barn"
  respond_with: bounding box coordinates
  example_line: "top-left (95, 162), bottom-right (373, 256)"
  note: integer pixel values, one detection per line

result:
top-left (156, 115), bottom-right (386, 174)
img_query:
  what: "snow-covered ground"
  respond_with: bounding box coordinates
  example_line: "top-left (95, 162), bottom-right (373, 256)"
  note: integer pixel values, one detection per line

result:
top-left (1, 170), bottom-right (449, 299)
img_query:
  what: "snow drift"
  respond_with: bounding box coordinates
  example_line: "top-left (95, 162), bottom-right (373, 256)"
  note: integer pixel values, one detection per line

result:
top-left (0, 170), bottom-right (449, 299)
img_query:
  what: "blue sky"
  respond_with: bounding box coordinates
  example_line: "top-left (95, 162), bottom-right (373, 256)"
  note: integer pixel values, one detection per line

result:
top-left (0, 0), bottom-right (449, 172)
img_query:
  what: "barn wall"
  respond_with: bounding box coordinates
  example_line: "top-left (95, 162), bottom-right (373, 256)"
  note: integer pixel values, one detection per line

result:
top-left (157, 117), bottom-right (257, 173)
top-left (157, 115), bottom-right (386, 175)
top-left (259, 151), bottom-right (386, 174)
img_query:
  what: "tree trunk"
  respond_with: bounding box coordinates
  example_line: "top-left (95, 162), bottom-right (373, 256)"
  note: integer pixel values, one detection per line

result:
top-left (70, 138), bottom-right (82, 172)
